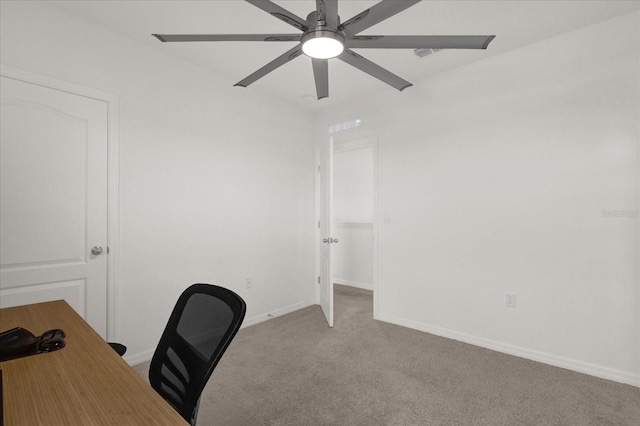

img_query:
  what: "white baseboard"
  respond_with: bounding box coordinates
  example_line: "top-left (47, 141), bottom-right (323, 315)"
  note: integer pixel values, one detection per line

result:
top-left (377, 314), bottom-right (640, 388)
top-left (241, 300), bottom-right (316, 328)
top-left (125, 348), bottom-right (155, 367)
top-left (334, 279), bottom-right (373, 291)
top-left (125, 300), bottom-right (316, 366)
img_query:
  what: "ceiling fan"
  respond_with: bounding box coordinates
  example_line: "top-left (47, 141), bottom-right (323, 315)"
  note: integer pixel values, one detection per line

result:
top-left (153, 0), bottom-right (495, 99)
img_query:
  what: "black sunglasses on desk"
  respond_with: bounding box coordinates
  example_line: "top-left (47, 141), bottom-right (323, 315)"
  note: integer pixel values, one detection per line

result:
top-left (37, 329), bottom-right (66, 352)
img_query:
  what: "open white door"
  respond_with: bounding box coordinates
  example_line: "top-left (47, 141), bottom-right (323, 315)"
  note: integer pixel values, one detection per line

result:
top-left (0, 75), bottom-right (109, 337)
top-left (318, 136), bottom-right (334, 327)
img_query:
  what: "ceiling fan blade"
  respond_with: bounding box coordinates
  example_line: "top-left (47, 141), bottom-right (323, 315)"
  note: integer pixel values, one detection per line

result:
top-left (312, 59), bottom-right (329, 100)
top-left (316, 0), bottom-right (339, 28)
top-left (340, 0), bottom-right (420, 36)
top-left (234, 45), bottom-right (303, 88)
top-left (338, 49), bottom-right (412, 91)
top-left (152, 34), bottom-right (301, 43)
top-left (245, 0), bottom-right (312, 31)
top-left (347, 35), bottom-right (496, 49)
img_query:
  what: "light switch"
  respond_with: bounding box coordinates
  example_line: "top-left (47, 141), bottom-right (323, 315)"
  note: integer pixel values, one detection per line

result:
top-left (383, 211), bottom-right (391, 223)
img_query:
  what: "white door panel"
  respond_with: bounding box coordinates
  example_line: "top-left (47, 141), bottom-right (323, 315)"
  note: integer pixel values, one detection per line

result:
top-left (0, 76), bottom-right (108, 337)
top-left (318, 136), bottom-right (334, 327)
top-left (0, 280), bottom-right (87, 315)
top-left (1, 99), bottom-right (87, 265)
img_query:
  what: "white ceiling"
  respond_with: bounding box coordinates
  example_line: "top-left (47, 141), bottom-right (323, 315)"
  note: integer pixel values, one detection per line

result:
top-left (51, 0), bottom-right (640, 111)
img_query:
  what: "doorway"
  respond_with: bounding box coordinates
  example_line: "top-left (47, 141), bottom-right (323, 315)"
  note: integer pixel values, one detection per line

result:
top-left (331, 137), bottom-right (378, 321)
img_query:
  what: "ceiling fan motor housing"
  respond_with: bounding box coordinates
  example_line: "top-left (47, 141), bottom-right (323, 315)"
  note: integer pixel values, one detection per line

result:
top-left (305, 10), bottom-right (341, 28)
top-left (301, 10), bottom-right (345, 59)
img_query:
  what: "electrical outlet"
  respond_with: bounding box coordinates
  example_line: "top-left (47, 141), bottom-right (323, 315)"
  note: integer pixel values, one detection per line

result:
top-left (245, 277), bottom-right (253, 289)
top-left (505, 292), bottom-right (516, 308)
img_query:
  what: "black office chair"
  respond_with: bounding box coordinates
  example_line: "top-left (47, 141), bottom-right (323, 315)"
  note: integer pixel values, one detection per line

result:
top-left (108, 342), bottom-right (127, 356)
top-left (149, 283), bottom-right (246, 425)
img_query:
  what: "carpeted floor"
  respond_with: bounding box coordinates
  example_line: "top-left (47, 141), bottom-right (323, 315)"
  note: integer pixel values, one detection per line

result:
top-left (134, 285), bottom-right (640, 425)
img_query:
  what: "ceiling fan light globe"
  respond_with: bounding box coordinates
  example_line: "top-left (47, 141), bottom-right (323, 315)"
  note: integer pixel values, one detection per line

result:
top-left (301, 31), bottom-right (345, 59)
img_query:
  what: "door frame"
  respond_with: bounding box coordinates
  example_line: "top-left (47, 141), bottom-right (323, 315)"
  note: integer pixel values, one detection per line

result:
top-left (1, 64), bottom-right (120, 341)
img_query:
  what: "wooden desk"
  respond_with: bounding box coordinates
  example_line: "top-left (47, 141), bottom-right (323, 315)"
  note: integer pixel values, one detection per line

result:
top-left (0, 300), bottom-right (187, 425)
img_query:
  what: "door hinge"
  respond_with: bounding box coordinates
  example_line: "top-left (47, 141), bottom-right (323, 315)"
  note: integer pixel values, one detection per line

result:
top-left (318, 221), bottom-right (320, 228)
top-left (317, 165), bottom-right (321, 173)
top-left (317, 276), bottom-right (321, 284)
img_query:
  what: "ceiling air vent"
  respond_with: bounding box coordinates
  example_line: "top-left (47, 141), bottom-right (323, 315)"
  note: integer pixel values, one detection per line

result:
top-left (414, 48), bottom-right (442, 58)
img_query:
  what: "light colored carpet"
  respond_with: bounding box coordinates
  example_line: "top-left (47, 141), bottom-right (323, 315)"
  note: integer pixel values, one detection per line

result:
top-left (134, 285), bottom-right (640, 425)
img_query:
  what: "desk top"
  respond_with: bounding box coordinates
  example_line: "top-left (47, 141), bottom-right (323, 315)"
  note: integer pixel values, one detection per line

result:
top-left (0, 300), bottom-right (188, 425)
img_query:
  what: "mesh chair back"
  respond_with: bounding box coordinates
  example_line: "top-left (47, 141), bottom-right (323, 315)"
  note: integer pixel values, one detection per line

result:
top-left (149, 284), bottom-right (246, 424)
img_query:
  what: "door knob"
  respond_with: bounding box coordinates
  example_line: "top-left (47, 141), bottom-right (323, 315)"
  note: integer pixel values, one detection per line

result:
top-left (91, 246), bottom-right (103, 256)
top-left (322, 238), bottom-right (339, 244)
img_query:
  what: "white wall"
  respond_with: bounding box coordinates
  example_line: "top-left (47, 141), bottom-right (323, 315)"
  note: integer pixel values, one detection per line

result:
top-left (0, 2), bottom-right (316, 363)
top-left (333, 146), bottom-right (374, 222)
top-left (315, 12), bottom-right (640, 386)
top-left (332, 222), bottom-right (374, 289)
